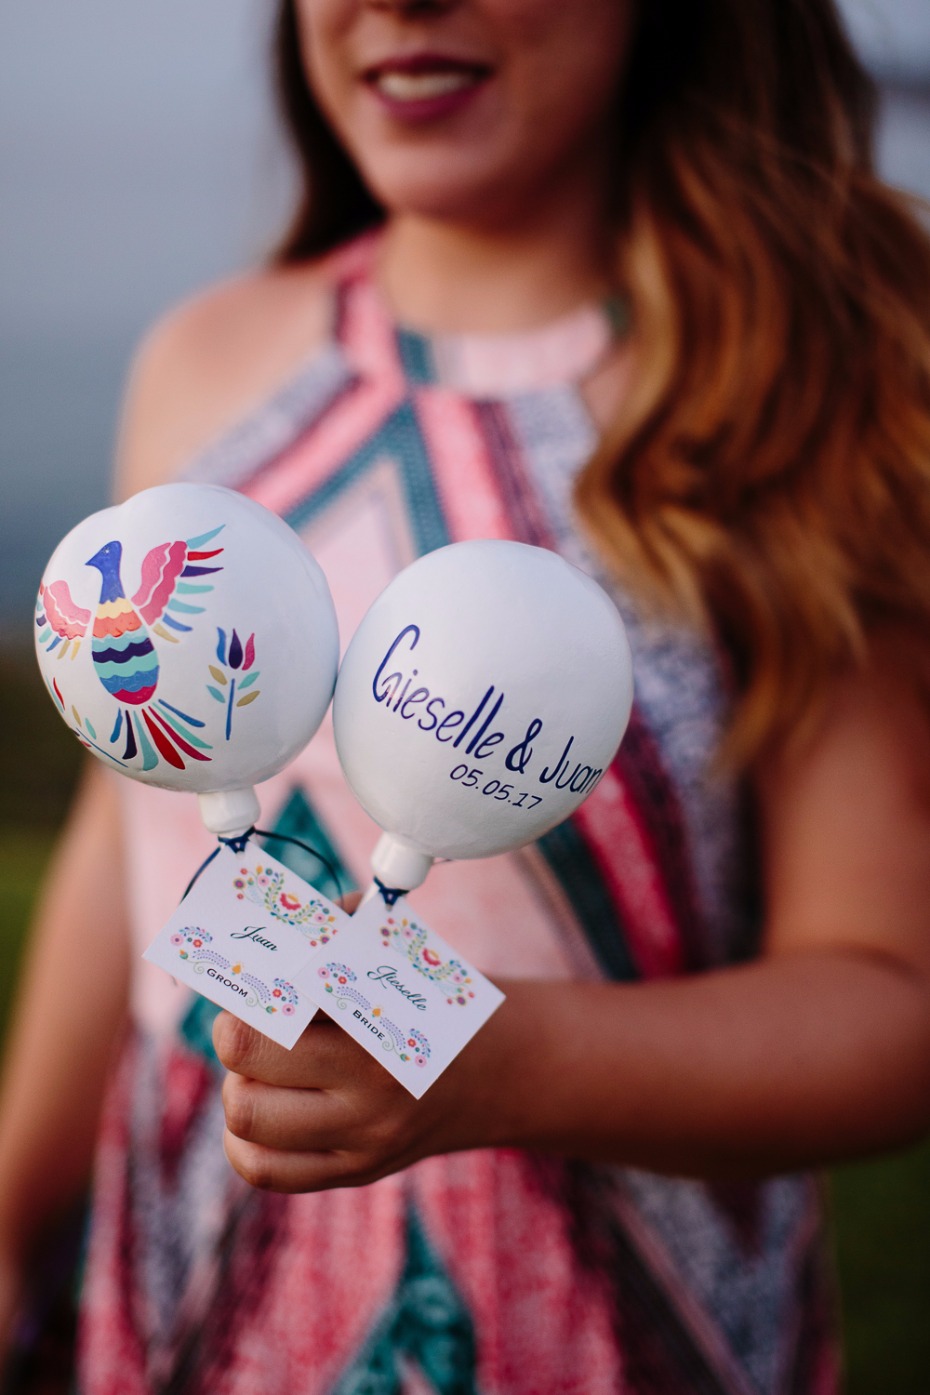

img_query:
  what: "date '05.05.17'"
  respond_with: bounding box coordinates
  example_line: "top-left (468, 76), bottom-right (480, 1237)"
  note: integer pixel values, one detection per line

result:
top-left (449, 764), bottom-right (542, 808)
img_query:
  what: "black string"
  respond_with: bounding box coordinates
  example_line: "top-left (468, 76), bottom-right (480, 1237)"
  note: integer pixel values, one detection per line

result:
top-left (180, 843), bottom-right (225, 901)
top-left (253, 826), bottom-right (344, 901)
top-left (180, 826), bottom-right (343, 902)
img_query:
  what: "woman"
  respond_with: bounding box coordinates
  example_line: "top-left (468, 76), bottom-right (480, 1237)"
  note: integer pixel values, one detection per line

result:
top-left (3, 0), bottom-right (930, 1390)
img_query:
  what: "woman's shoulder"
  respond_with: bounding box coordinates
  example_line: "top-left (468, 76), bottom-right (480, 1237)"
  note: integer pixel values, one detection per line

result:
top-left (116, 255), bottom-right (337, 498)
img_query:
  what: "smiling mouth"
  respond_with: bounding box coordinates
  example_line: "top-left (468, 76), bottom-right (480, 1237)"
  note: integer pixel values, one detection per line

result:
top-left (364, 54), bottom-right (491, 109)
top-left (374, 69), bottom-right (482, 101)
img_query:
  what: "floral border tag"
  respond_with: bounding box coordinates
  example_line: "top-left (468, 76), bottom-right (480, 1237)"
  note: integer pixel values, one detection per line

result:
top-left (143, 844), bottom-right (350, 1049)
top-left (294, 894), bottom-right (505, 1098)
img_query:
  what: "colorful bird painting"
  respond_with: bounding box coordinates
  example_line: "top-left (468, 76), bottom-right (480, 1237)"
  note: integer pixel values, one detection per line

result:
top-left (35, 525), bottom-right (225, 772)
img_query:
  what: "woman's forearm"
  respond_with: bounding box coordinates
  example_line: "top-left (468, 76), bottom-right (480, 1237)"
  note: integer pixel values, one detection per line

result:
top-left (0, 766), bottom-right (130, 1267)
top-left (477, 949), bottom-right (930, 1177)
top-left (214, 939), bottom-right (930, 1195)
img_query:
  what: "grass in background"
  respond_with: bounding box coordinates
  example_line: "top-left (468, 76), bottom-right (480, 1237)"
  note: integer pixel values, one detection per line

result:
top-left (0, 649), bottom-right (83, 829)
top-left (0, 832), bottom-right (56, 1030)
top-left (1, 645), bottom-right (927, 1390)
top-left (0, 647), bottom-right (81, 1027)
top-left (832, 1149), bottom-right (930, 1392)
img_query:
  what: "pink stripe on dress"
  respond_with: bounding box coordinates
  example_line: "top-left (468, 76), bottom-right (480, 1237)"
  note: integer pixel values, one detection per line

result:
top-left (413, 1150), bottom-right (626, 1395)
top-left (242, 262), bottom-right (408, 518)
top-left (239, 1178), bottom-right (408, 1393)
top-left (415, 388), bottom-right (514, 543)
top-left (572, 766), bottom-right (686, 978)
top-left (438, 303), bottom-right (616, 396)
top-left (339, 272), bottom-right (408, 384)
top-left (243, 371), bottom-right (404, 520)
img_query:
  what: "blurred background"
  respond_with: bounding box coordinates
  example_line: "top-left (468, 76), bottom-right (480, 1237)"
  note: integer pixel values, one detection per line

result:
top-left (1, 2), bottom-right (928, 1389)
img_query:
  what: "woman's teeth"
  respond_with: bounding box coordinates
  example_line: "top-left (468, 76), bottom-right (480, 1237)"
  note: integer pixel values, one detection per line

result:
top-left (375, 70), bottom-right (479, 101)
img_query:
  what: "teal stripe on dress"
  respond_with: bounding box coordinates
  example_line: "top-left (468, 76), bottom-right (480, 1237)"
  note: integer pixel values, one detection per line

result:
top-left (330, 1205), bottom-right (479, 1395)
top-left (286, 401), bottom-right (451, 556)
top-left (395, 328), bottom-right (437, 385)
top-left (537, 797), bottom-right (642, 984)
top-left (178, 996), bottom-right (222, 1064)
top-left (260, 786), bottom-right (351, 902)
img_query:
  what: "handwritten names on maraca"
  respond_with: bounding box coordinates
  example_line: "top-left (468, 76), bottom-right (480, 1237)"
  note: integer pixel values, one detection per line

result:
top-left (373, 624), bottom-right (506, 758)
top-left (372, 622), bottom-right (605, 799)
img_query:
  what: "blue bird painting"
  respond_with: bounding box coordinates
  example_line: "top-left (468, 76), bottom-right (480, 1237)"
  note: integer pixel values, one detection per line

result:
top-left (36, 525), bottom-right (225, 771)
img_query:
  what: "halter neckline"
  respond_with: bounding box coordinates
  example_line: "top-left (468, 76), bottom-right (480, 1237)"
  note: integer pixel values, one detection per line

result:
top-left (331, 236), bottom-right (627, 399)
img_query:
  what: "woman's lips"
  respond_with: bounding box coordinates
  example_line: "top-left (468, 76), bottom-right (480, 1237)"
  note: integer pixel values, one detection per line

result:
top-left (363, 54), bottom-right (492, 122)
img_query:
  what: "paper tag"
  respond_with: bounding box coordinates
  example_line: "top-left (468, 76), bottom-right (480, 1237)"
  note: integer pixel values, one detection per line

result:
top-left (143, 844), bottom-right (350, 1049)
top-left (294, 894), bottom-right (505, 1098)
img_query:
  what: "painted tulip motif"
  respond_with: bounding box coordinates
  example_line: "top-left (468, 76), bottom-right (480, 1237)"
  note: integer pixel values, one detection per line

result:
top-left (207, 627), bottom-right (261, 739)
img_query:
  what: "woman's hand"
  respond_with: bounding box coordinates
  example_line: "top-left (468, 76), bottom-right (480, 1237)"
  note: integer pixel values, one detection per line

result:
top-left (213, 886), bottom-right (511, 1192)
top-left (213, 999), bottom-right (514, 1193)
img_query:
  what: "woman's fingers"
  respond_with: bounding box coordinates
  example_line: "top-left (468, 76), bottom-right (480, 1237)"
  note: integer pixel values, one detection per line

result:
top-left (220, 1065), bottom-right (414, 1192)
top-left (214, 1008), bottom-right (419, 1192)
top-left (213, 983), bottom-right (524, 1195)
top-left (221, 1130), bottom-right (378, 1194)
top-left (213, 1009), bottom-right (356, 1090)
top-left (221, 1071), bottom-right (382, 1153)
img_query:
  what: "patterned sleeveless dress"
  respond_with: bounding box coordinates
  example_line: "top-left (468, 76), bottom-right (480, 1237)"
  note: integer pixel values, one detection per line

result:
top-left (78, 237), bottom-right (838, 1395)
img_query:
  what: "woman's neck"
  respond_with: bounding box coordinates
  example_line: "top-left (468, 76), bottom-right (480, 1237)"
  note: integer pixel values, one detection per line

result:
top-left (377, 200), bottom-right (615, 336)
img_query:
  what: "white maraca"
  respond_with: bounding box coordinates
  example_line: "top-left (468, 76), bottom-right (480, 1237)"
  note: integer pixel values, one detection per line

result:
top-left (333, 539), bottom-right (634, 892)
top-left (34, 482), bottom-right (339, 837)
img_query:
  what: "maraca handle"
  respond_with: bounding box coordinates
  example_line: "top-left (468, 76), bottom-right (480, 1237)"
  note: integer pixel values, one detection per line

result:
top-left (369, 831), bottom-right (434, 897)
top-left (198, 787), bottom-right (261, 839)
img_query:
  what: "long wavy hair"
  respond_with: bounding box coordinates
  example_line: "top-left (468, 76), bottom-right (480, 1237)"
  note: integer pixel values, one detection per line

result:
top-left (273, 0), bottom-right (930, 765)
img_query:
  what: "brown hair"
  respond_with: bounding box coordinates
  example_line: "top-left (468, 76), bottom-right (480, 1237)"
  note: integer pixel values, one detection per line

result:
top-left (274, 0), bottom-right (382, 258)
top-left (273, 0), bottom-right (930, 765)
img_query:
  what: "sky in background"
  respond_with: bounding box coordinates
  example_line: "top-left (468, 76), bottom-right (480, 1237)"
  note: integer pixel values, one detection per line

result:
top-left (1, 0), bottom-right (929, 643)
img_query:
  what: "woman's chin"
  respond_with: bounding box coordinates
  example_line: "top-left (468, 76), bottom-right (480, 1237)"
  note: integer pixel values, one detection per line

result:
top-left (362, 162), bottom-right (528, 230)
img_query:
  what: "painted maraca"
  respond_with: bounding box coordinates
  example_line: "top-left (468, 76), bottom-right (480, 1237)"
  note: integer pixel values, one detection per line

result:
top-left (332, 539), bottom-right (633, 893)
top-left (35, 482), bottom-right (339, 836)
